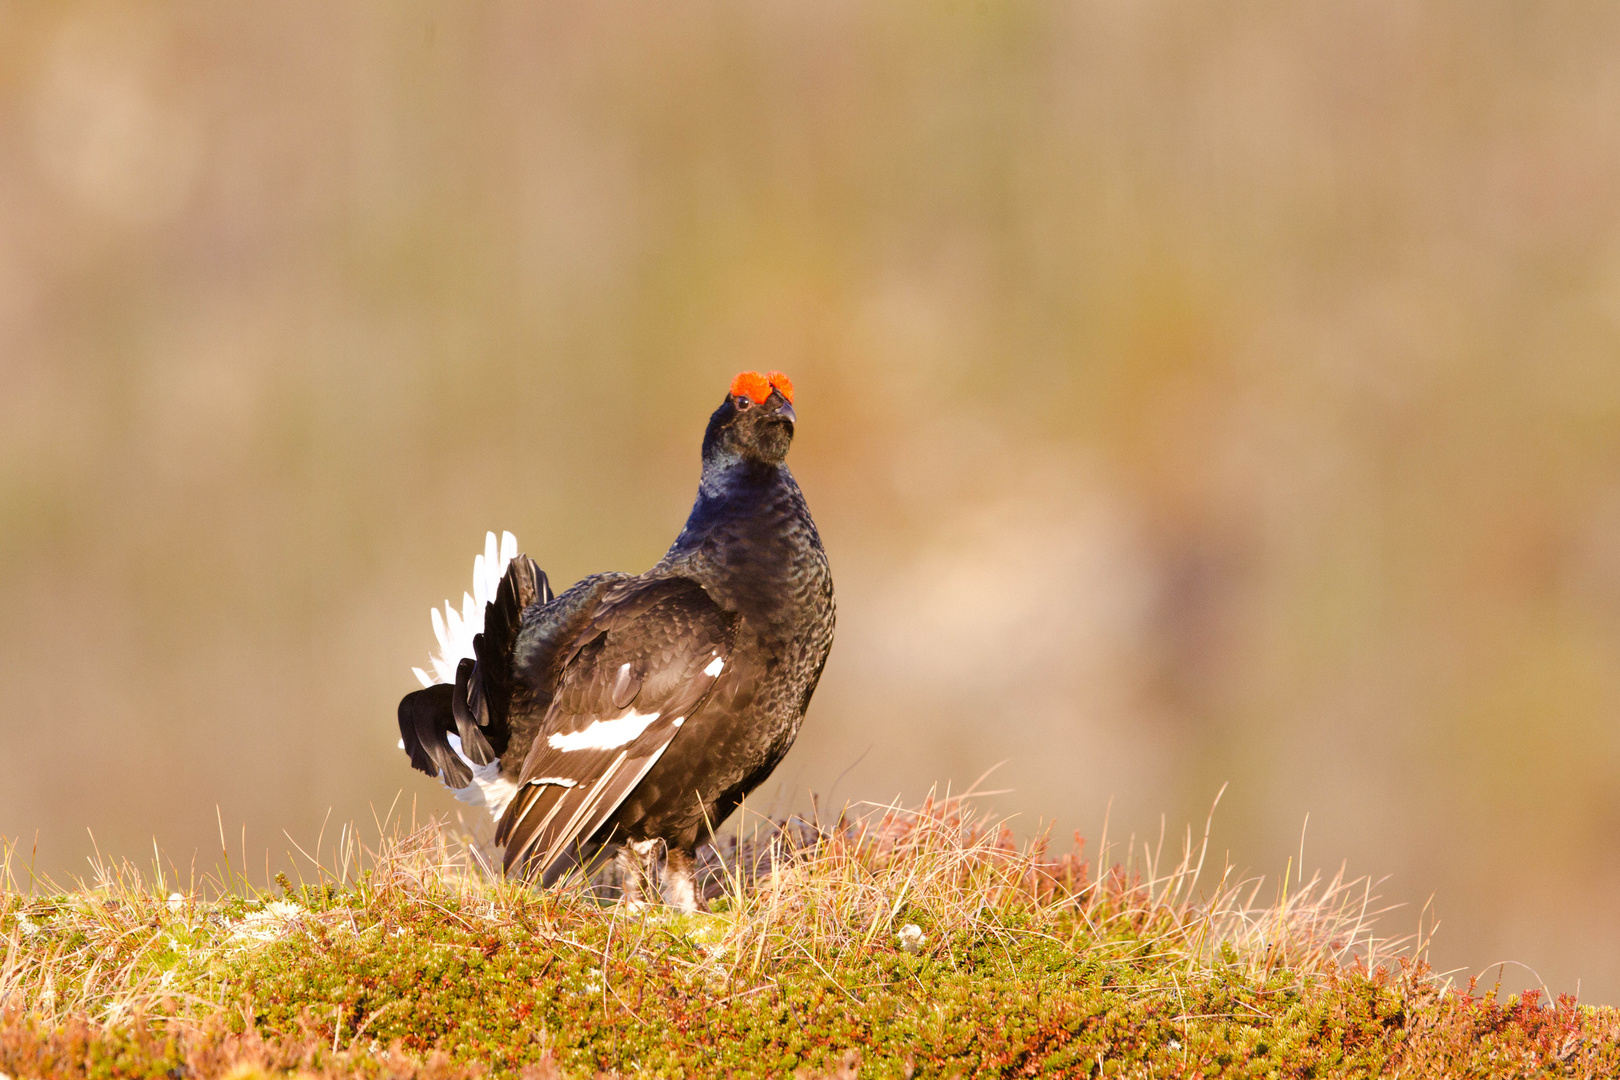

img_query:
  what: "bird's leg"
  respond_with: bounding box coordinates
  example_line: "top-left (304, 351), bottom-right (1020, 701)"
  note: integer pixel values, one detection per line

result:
top-left (617, 839), bottom-right (662, 908)
top-left (660, 847), bottom-right (704, 913)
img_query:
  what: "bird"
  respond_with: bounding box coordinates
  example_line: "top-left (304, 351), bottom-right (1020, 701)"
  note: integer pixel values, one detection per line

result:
top-left (397, 370), bottom-right (834, 910)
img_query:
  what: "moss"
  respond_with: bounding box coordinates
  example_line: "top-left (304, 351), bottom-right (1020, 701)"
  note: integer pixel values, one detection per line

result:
top-left (5, 812), bottom-right (1620, 1078)
top-left (150, 885), bottom-right (1612, 1078)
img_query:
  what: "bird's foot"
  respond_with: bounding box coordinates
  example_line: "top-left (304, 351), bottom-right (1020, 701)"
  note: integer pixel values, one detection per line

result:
top-left (661, 848), bottom-right (705, 913)
top-left (616, 838), bottom-right (663, 907)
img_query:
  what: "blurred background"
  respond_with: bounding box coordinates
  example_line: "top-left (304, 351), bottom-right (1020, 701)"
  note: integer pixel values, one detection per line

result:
top-left (3, 0), bottom-right (1620, 999)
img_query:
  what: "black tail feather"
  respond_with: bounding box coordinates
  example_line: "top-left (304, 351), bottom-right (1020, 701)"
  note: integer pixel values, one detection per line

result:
top-left (451, 657), bottom-right (496, 766)
top-left (397, 684), bottom-right (473, 788)
top-left (400, 551), bottom-right (551, 792)
top-left (452, 555), bottom-right (545, 759)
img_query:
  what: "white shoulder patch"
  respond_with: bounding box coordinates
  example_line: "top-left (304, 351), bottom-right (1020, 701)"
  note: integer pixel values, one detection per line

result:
top-left (703, 655), bottom-right (725, 677)
top-left (547, 710), bottom-right (661, 752)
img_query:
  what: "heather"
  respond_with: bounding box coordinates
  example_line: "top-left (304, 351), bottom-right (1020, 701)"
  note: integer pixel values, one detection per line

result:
top-left (2, 799), bottom-right (1615, 1079)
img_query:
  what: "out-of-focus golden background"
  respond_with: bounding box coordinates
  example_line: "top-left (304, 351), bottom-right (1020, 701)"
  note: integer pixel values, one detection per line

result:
top-left (4, 1), bottom-right (1620, 998)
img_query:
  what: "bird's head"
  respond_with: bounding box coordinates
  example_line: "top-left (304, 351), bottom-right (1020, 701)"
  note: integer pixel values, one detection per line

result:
top-left (703, 370), bottom-right (797, 466)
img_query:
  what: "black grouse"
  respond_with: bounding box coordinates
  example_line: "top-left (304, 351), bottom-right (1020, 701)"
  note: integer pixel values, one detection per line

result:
top-left (397, 371), bottom-right (834, 910)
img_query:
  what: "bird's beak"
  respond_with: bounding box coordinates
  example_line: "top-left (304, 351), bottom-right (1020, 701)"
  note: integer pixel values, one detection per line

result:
top-left (771, 395), bottom-right (796, 425)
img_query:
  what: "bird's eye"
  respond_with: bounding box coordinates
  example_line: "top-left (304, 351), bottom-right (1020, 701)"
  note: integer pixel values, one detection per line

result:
top-left (734, 395), bottom-right (751, 408)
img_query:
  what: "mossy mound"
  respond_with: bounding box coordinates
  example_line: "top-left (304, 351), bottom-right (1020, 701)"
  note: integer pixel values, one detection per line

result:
top-left (3, 806), bottom-right (1618, 1077)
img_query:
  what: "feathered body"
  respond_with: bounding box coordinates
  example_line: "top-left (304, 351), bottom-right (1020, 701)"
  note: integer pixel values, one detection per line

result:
top-left (398, 371), bottom-right (833, 908)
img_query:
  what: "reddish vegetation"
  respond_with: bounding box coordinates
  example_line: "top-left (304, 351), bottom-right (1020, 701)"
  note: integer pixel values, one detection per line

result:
top-left (3, 804), bottom-right (1617, 1077)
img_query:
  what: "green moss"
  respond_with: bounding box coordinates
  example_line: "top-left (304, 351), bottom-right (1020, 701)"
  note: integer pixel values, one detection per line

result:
top-left (6, 816), bottom-right (1620, 1078)
top-left (138, 882), bottom-right (1601, 1079)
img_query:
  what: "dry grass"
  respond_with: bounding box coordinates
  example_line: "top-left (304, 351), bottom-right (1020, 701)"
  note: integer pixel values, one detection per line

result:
top-left (689, 785), bottom-right (1412, 990)
top-left (1, 794), bottom-right (1615, 1077)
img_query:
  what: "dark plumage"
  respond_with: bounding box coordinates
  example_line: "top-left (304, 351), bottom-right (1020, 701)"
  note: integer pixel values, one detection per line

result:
top-left (397, 371), bottom-right (834, 909)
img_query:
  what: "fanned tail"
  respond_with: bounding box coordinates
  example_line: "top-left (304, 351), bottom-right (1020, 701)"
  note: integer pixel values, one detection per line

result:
top-left (397, 532), bottom-right (552, 818)
top-left (412, 531), bottom-right (521, 688)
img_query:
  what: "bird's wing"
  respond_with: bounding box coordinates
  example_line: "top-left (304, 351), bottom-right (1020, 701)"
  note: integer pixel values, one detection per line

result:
top-left (495, 576), bottom-right (734, 878)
